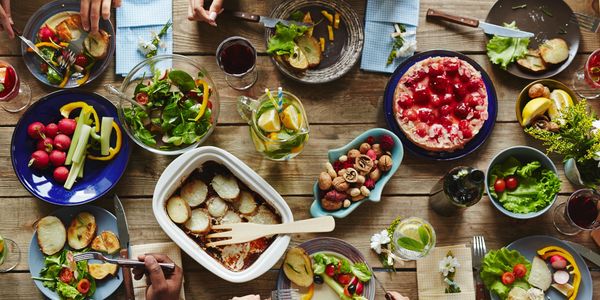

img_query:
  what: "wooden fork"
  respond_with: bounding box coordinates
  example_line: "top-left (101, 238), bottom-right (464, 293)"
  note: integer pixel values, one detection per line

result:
top-left (206, 216), bottom-right (335, 247)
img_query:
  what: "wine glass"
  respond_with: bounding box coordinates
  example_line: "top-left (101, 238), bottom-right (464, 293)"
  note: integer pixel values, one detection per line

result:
top-left (572, 49), bottom-right (600, 99)
top-left (0, 234), bottom-right (21, 272)
top-left (0, 60), bottom-right (31, 113)
top-left (216, 36), bottom-right (258, 91)
top-left (553, 189), bottom-right (600, 235)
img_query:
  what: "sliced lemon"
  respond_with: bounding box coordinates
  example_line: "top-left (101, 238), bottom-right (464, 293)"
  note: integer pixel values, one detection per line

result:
top-left (399, 223), bottom-right (421, 241)
top-left (287, 45), bottom-right (309, 70)
top-left (547, 89), bottom-right (574, 120)
top-left (257, 108), bottom-right (281, 132)
top-left (521, 97), bottom-right (552, 126)
top-left (281, 105), bottom-right (302, 131)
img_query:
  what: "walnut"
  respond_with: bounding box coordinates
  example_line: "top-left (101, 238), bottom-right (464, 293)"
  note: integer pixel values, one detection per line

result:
top-left (354, 155), bottom-right (374, 173)
top-left (378, 155), bottom-right (393, 172)
top-left (342, 168), bottom-right (358, 183)
top-left (347, 149), bottom-right (361, 160)
top-left (369, 168), bottom-right (381, 181)
top-left (337, 169), bottom-right (347, 177)
top-left (349, 188), bottom-right (361, 197)
top-left (359, 143), bottom-right (371, 154)
top-left (371, 144), bottom-right (383, 158)
top-left (325, 162), bottom-right (337, 178)
top-left (360, 186), bottom-right (371, 197)
top-left (318, 172), bottom-right (332, 190)
top-left (332, 177), bottom-right (349, 192)
top-left (356, 175), bottom-right (366, 185)
top-left (321, 197), bottom-right (343, 211)
top-left (351, 194), bottom-right (366, 202)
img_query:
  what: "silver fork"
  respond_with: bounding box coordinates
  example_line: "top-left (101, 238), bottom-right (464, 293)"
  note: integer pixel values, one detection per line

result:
top-left (271, 289), bottom-right (300, 300)
top-left (73, 251), bottom-right (175, 272)
top-left (472, 236), bottom-right (488, 300)
top-left (571, 12), bottom-right (600, 33)
top-left (57, 48), bottom-right (76, 73)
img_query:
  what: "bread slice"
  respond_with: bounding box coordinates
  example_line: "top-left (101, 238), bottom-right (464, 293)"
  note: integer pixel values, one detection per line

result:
top-left (528, 256), bottom-right (552, 291)
top-left (517, 49), bottom-right (547, 73)
top-left (166, 195), bottom-right (191, 224)
top-left (84, 30), bottom-right (111, 59)
top-left (296, 35), bottom-right (322, 68)
top-left (540, 38), bottom-right (569, 65)
top-left (184, 209), bottom-right (211, 234)
top-left (67, 212), bottom-right (97, 250)
top-left (181, 179), bottom-right (208, 207)
top-left (234, 191), bottom-right (258, 215)
top-left (91, 231), bottom-right (120, 254)
top-left (89, 263), bottom-right (118, 280)
top-left (36, 216), bottom-right (66, 256)
top-left (283, 247), bottom-right (313, 287)
top-left (211, 174), bottom-right (240, 200)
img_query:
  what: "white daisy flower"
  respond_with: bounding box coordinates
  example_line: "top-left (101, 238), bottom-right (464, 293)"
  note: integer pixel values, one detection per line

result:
top-left (370, 230), bottom-right (391, 254)
top-left (438, 255), bottom-right (460, 277)
top-left (138, 36), bottom-right (156, 55)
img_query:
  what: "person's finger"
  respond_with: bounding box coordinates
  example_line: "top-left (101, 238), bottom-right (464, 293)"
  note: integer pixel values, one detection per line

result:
top-left (132, 268), bottom-right (145, 280)
top-left (208, 0), bottom-right (223, 15)
top-left (80, 0), bottom-right (91, 31)
top-left (193, 0), bottom-right (212, 23)
top-left (145, 253), bottom-right (174, 264)
top-left (0, 6), bottom-right (13, 38)
top-left (112, 0), bottom-right (121, 8)
top-left (90, 0), bottom-right (102, 33)
top-left (145, 255), bottom-right (168, 291)
top-left (2, 0), bottom-right (12, 24)
top-left (101, 0), bottom-right (111, 20)
top-left (187, 0), bottom-right (195, 20)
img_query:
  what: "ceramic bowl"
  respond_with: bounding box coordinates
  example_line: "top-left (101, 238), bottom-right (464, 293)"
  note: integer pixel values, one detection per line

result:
top-left (485, 146), bottom-right (559, 219)
top-left (516, 79), bottom-right (578, 127)
top-left (152, 146), bottom-right (293, 283)
top-left (310, 128), bottom-right (403, 218)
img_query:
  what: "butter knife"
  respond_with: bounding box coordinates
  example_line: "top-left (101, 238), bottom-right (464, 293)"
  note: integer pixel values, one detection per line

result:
top-left (565, 241), bottom-right (600, 267)
top-left (230, 11), bottom-right (310, 28)
top-left (12, 25), bottom-right (63, 75)
top-left (426, 9), bottom-right (535, 38)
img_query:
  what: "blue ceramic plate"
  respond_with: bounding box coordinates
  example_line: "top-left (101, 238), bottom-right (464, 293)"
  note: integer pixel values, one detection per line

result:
top-left (11, 90), bottom-right (131, 205)
top-left (383, 50), bottom-right (498, 161)
top-left (490, 235), bottom-right (593, 300)
top-left (29, 205), bottom-right (124, 300)
top-left (276, 237), bottom-right (376, 300)
top-left (310, 128), bottom-right (403, 218)
top-left (20, 0), bottom-right (115, 88)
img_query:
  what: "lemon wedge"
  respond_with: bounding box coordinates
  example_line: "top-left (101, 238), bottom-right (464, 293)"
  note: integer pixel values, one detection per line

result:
top-left (547, 89), bottom-right (573, 120)
top-left (287, 45), bottom-right (309, 70)
top-left (521, 97), bottom-right (552, 126)
top-left (281, 105), bottom-right (302, 131)
top-left (399, 223), bottom-right (421, 241)
top-left (257, 108), bottom-right (281, 132)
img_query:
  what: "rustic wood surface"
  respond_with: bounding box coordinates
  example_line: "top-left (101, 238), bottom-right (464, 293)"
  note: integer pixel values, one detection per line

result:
top-left (0, 0), bottom-right (599, 299)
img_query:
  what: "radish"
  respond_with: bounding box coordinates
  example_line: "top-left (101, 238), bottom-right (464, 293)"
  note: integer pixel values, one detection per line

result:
top-left (58, 118), bottom-right (77, 135)
top-left (45, 123), bottom-right (59, 138)
top-left (53, 166), bottom-right (69, 183)
top-left (28, 150), bottom-right (50, 170)
top-left (53, 134), bottom-right (71, 151)
top-left (38, 25), bottom-right (57, 43)
top-left (27, 122), bottom-right (45, 139)
top-left (550, 255), bottom-right (567, 269)
top-left (355, 281), bottom-right (364, 296)
top-left (36, 137), bottom-right (54, 153)
top-left (49, 150), bottom-right (66, 166)
top-left (553, 270), bottom-right (570, 285)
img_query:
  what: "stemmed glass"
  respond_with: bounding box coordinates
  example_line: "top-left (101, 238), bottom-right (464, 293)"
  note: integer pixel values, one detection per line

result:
top-left (553, 189), bottom-right (600, 235)
top-left (0, 234), bottom-right (21, 272)
top-left (572, 49), bottom-right (600, 99)
top-left (0, 60), bottom-right (31, 113)
top-left (216, 36), bottom-right (258, 91)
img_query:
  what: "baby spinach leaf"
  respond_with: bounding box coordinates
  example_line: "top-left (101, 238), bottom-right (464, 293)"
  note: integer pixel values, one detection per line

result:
top-left (168, 70), bottom-right (195, 93)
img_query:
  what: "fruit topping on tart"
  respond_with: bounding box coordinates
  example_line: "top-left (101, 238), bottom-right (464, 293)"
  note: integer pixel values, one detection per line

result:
top-left (393, 56), bottom-right (488, 152)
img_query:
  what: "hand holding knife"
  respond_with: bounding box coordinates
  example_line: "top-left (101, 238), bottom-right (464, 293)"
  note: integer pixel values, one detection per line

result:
top-left (12, 24), bottom-right (63, 75)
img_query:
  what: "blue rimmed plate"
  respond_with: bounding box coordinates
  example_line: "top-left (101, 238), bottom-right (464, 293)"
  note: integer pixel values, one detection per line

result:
top-left (11, 90), bottom-right (131, 205)
top-left (276, 237), bottom-right (376, 300)
top-left (383, 50), bottom-right (498, 161)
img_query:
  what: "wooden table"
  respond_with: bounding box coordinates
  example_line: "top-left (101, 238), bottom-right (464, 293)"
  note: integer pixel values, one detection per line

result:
top-left (1, 0), bottom-right (599, 299)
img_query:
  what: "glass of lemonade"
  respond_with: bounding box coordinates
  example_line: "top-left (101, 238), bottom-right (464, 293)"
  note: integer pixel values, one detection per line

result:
top-left (237, 89), bottom-right (309, 160)
top-left (392, 217), bottom-right (436, 260)
top-left (0, 234), bottom-right (20, 272)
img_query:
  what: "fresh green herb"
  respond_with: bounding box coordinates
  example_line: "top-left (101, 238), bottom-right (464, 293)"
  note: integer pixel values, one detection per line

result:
top-left (481, 248), bottom-right (532, 299)
top-left (511, 4), bottom-right (527, 9)
top-left (289, 10), bottom-right (305, 22)
top-left (46, 68), bottom-right (63, 85)
top-left (418, 225), bottom-right (430, 246)
top-left (33, 249), bottom-right (97, 299)
top-left (396, 237), bottom-right (424, 252)
top-left (540, 6), bottom-right (553, 17)
top-left (168, 70), bottom-right (195, 93)
top-left (144, 20), bottom-right (172, 58)
top-left (486, 21), bottom-right (530, 69)
top-left (266, 23), bottom-right (308, 56)
top-left (350, 263), bottom-right (373, 282)
top-left (387, 24), bottom-right (406, 65)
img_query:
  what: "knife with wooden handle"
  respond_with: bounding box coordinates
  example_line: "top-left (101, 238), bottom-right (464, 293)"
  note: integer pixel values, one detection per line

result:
top-left (115, 195), bottom-right (135, 300)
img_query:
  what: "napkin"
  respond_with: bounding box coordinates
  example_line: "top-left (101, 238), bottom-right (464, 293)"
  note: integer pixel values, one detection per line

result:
top-left (130, 242), bottom-right (185, 300)
top-left (416, 245), bottom-right (475, 300)
top-left (360, 0), bottom-right (420, 73)
top-left (115, 0), bottom-right (173, 76)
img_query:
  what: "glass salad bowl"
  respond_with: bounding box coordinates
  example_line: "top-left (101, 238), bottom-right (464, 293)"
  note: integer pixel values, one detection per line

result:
top-left (109, 54), bottom-right (220, 155)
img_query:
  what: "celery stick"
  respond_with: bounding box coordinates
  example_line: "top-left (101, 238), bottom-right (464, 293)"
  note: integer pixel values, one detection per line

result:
top-left (77, 160), bottom-right (84, 179)
top-left (66, 109), bottom-right (90, 165)
top-left (89, 128), bottom-right (101, 141)
top-left (322, 274), bottom-right (352, 300)
top-left (100, 117), bottom-right (113, 156)
top-left (72, 125), bottom-right (91, 164)
top-left (64, 161), bottom-right (82, 190)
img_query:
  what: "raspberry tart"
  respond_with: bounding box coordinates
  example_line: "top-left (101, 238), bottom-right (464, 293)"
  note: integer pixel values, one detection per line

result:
top-left (393, 56), bottom-right (489, 152)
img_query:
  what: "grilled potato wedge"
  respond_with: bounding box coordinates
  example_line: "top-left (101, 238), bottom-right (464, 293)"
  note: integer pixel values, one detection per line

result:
top-left (211, 174), bottom-right (240, 200)
top-left (36, 216), bottom-right (67, 256)
top-left (517, 49), bottom-right (547, 73)
top-left (91, 231), bottom-right (120, 254)
top-left (67, 212), bottom-right (97, 250)
top-left (84, 30), bottom-right (110, 59)
top-left (184, 209), bottom-right (211, 234)
top-left (296, 35), bottom-right (322, 68)
top-left (166, 195), bottom-right (191, 224)
top-left (283, 247), bottom-right (313, 287)
top-left (540, 38), bottom-right (569, 65)
top-left (181, 179), bottom-right (208, 207)
top-left (89, 263), bottom-right (118, 280)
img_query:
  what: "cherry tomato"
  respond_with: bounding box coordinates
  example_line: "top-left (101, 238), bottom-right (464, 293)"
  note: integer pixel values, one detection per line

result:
top-left (135, 92), bottom-right (149, 105)
top-left (505, 176), bottom-right (519, 191)
top-left (494, 178), bottom-right (506, 193)
top-left (74, 54), bottom-right (89, 68)
top-left (513, 264), bottom-right (527, 278)
top-left (337, 273), bottom-right (352, 285)
top-left (59, 267), bottom-right (74, 283)
top-left (501, 272), bottom-right (515, 285)
top-left (77, 278), bottom-right (91, 294)
top-left (325, 264), bottom-right (335, 277)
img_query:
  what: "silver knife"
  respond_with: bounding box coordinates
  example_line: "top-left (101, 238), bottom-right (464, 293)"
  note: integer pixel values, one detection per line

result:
top-left (114, 195), bottom-right (136, 300)
top-left (231, 11), bottom-right (310, 28)
top-left (11, 25), bottom-right (64, 75)
top-left (566, 241), bottom-right (600, 267)
top-left (426, 9), bottom-right (534, 38)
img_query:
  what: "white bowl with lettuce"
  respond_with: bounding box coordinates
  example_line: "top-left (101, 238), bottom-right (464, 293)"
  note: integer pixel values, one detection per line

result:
top-left (485, 146), bottom-right (561, 219)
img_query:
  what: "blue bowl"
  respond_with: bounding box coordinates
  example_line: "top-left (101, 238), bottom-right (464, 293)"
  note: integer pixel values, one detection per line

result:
top-left (485, 146), bottom-right (559, 219)
top-left (11, 90), bottom-right (131, 205)
top-left (383, 50), bottom-right (498, 161)
top-left (310, 128), bottom-right (403, 218)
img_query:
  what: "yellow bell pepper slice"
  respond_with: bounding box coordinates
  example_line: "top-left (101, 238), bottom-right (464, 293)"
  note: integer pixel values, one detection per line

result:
top-left (194, 81), bottom-right (210, 122)
top-left (76, 72), bottom-right (90, 86)
top-left (319, 38), bottom-right (325, 52)
top-left (58, 69), bottom-right (70, 88)
top-left (88, 122), bottom-right (122, 161)
top-left (321, 10), bottom-right (333, 23)
top-left (334, 13), bottom-right (341, 29)
top-left (26, 42), bottom-right (69, 52)
top-left (59, 101), bottom-right (100, 132)
top-left (537, 246), bottom-right (581, 300)
top-left (327, 25), bottom-right (334, 41)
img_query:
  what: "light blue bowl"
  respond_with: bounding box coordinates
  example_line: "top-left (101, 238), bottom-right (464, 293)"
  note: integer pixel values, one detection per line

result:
top-left (310, 128), bottom-right (403, 218)
top-left (485, 146), bottom-right (559, 219)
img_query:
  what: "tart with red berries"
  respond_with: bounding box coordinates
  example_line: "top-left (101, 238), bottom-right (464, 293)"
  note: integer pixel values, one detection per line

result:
top-left (393, 56), bottom-right (489, 152)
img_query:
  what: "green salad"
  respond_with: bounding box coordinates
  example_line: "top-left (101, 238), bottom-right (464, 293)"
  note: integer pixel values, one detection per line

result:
top-left (481, 248), bottom-right (532, 299)
top-left (488, 156), bottom-right (561, 214)
top-left (32, 249), bottom-right (96, 300)
top-left (312, 253), bottom-right (371, 300)
top-left (486, 21), bottom-right (530, 69)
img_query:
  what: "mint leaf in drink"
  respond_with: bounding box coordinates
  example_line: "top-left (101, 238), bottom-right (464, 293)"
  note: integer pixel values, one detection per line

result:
top-left (418, 225), bottom-right (430, 246)
top-left (396, 237), bottom-right (424, 252)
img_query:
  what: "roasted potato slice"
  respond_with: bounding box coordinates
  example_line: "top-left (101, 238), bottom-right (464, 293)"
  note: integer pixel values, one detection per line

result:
top-left (246, 205), bottom-right (279, 225)
top-left (36, 216), bottom-right (67, 256)
top-left (296, 35), bottom-right (322, 68)
top-left (234, 191), bottom-right (257, 215)
top-left (539, 38), bottom-right (569, 65)
top-left (220, 210), bottom-right (242, 224)
top-left (91, 231), bottom-right (120, 254)
top-left (67, 212), bottom-right (97, 250)
top-left (211, 174), bottom-right (240, 200)
top-left (517, 49), bottom-right (547, 73)
top-left (207, 196), bottom-right (228, 218)
top-left (184, 209), bottom-right (211, 233)
top-left (89, 263), bottom-right (118, 280)
top-left (166, 195), bottom-right (191, 224)
top-left (283, 247), bottom-right (313, 287)
top-left (181, 179), bottom-right (208, 207)
top-left (84, 30), bottom-right (110, 59)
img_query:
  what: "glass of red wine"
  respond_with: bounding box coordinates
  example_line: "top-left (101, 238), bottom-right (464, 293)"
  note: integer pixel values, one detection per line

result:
top-left (572, 48), bottom-right (600, 99)
top-left (553, 189), bottom-right (600, 235)
top-left (0, 60), bottom-right (31, 113)
top-left (216, 36), bottom-right (258, 91)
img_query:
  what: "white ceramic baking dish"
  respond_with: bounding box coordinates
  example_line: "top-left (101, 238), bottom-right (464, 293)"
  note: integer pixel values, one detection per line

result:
top-left (152, 146), bottom-right (293, 283)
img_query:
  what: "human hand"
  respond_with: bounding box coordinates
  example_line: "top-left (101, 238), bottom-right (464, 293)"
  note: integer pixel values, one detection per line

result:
top-left (132, 254), bottom-right (184, 300)
top-left (231, 295), bottom-right (261, 300)
top-left (188, 0), bottom-right (224, 26)
top-left (80, 0), bottom-right (122, 33)
top-left (0, 0), bottom-right (14, 39)
top-left (388, 291), bottom-right (410, 300)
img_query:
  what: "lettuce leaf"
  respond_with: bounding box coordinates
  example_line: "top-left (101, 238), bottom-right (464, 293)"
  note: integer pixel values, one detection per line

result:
top-left (480, 248), bottom-right (531, 299)
top-left (56, 281), bottom-right (80, 299)
top-left (350, 263), bottom-right (372, 282)
top-left (267, 23), bottom-right (308, 56)
top-left (486, 21), bottom-right (530, 69)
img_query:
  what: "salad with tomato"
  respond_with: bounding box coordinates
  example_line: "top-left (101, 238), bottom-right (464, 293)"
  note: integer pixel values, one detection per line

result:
top-left (32, 249), bottom-right (96, 300)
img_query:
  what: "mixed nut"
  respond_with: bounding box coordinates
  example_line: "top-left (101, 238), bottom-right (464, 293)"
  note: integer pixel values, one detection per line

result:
top-left (318, 135), bottom-right (395, 211)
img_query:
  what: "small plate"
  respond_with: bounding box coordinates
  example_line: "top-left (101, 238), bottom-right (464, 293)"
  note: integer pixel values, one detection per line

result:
top-left (383, 50), bottom-right (498, 161)
top-left (485, 0), bottom-right (580, 79)
top-left (265, 0), bottom-right (364, 84)
top-left (490, 235), bottom-right (593, 300)
top-left (11, 90), bottom-right (131, 205)
top-left (29, 205), bottom-right (124, 300)
top-left (276, 237), bottom-right (376, 300)
top-left (21, 0), bottom-right (115, 88)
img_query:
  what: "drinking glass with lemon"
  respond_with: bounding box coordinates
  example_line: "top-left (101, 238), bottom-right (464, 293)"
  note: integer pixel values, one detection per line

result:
top-left (0, 234), bottom-right (20, 272)
top-left (392, 217), bottom-right (436, 260)
top-left (237, 88), bottom-right (309, 160)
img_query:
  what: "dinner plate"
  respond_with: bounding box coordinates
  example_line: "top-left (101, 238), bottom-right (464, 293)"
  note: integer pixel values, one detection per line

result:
top-left (490, 235), bottom-right (593, 300)
top-left (485, 0), bottom-right (580, 79)
top-left (276, 237), bottom-right (376, 300)
top-left (11, 90), bottom-right (131, 205)
top-left (265, 0), bottom-right (364, 84)
top-left (20, 0), bottom-right (115, 88)
top-left (29, 205), bottom-right (124, 300)
top-left (383, 50), bottom-right (498, 161)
